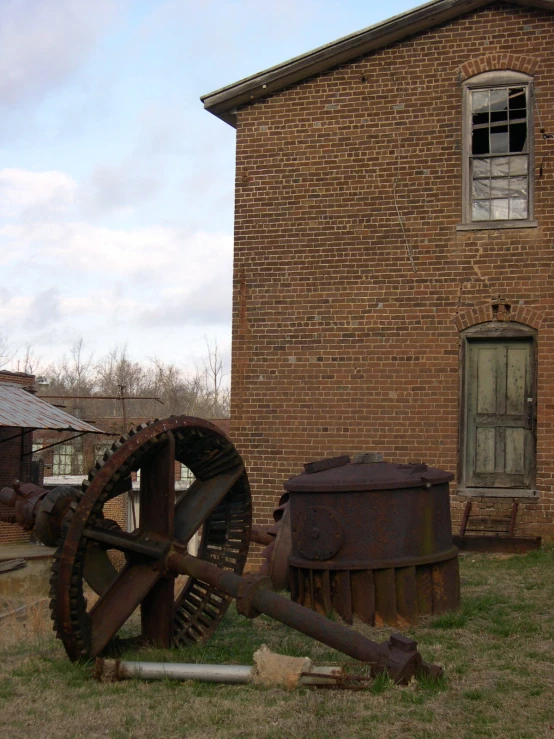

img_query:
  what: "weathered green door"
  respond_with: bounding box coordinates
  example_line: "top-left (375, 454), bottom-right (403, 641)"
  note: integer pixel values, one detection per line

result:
top-left (465, 339), bottom-right (534, 488)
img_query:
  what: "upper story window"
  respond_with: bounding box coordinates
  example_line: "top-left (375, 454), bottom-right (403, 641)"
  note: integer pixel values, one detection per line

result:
top-left (460, 71), bottom-right (536, 230)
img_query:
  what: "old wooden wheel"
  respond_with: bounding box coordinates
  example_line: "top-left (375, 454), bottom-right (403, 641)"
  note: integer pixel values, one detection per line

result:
top-left (50, 416), bottom-right (251, 662)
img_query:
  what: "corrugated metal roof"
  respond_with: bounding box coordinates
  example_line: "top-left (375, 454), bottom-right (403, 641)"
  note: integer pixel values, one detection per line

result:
top-left (0, 383), bottom-right (105, 433)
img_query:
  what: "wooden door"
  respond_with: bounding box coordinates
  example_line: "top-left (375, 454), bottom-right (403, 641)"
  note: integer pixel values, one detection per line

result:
top-left (465, 338), bottom-right (534, 488)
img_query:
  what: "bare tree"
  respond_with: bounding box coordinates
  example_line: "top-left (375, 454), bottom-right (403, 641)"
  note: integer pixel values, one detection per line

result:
top-left (70, 338), bottom-right (94, 395)
top-left (202, 338), bottom-right (230, 417)
top-left (38, 341), bottom-right (230, 422)
top-left (20, 344), bottom-right (43, 376)
top-left (45, 339), bottom-right (93, 395)
top-left (0, 334), bottom-right (16, 370)
top-left (95, 345), bottom-right (147, 398)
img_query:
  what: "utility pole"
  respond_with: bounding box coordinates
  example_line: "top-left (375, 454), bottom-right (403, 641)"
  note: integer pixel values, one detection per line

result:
top-left (118, 384), bottom-right (128, 433)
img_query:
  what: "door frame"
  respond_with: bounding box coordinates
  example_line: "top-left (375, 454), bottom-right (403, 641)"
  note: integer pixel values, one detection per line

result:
top-left (458, 320), bottom-right (538, 495)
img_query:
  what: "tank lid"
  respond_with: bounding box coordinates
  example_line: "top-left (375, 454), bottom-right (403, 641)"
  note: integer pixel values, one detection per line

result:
top-left (284, 460), bottom-right (453, 493)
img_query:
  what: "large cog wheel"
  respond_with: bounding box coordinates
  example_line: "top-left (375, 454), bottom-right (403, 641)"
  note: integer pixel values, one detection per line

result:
top-left (50, 416), bottom-right (251, 662)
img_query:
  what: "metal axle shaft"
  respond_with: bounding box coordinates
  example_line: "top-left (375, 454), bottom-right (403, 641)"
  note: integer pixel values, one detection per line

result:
top-left (167, 549), bottom-right (441, 684)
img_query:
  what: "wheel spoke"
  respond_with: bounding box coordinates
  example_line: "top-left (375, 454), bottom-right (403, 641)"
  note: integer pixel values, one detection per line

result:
top-left (174, 465), bottom-right (244, 545)
top-left (83, 546), bottom-right (118, 596)
top-left (83, 526), bottom-right (167, 558)
top-left (141, 577), bottom-right (175, 647)
top-left (140, 430), bottom-right (175, 539)
top-left (89, 563), bottom-right (163, 657)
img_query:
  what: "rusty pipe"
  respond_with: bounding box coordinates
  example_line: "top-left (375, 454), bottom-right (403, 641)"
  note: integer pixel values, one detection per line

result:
top-left (167, 550), bottom-right (441, 684)
top-left (250, 524), bottom-right (274, 546)
top-left (0, 482), bottom-right (48, 529)
top-left (0, 485), bottom-right (17, 507)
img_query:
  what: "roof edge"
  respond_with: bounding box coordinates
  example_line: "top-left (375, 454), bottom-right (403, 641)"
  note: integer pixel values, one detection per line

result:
top-left (0, 382), bottom-right (106, 434)
top-left (201, 0), bottom-right (554, 127)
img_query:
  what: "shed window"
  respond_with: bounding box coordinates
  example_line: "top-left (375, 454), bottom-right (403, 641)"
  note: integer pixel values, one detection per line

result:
top-left (52, 442), bottom-right (83, 475)
top-left (460, 71), bottom-right (535, 229)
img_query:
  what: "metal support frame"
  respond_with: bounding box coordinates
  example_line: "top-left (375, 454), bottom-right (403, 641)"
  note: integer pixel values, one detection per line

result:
top-left (23, 431), bottom-right (118, 459)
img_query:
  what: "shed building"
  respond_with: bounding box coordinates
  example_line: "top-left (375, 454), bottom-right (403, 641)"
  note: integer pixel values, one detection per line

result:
top-left (0, 372), bottom-right (104, 545)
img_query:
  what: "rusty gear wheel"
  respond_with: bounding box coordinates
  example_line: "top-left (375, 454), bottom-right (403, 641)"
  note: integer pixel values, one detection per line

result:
top-left (49, 416), bottom-right (251, 662)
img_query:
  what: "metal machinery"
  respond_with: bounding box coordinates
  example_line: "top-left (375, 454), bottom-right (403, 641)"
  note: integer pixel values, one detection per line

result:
top-left (256, 492), bottom-right (292, 590)
top-left (48, 416), bottom-right (442, 684)
top-left (0, 481), bottom-right (77, 547)
top-left (286, 455), bottom-right (460, 626)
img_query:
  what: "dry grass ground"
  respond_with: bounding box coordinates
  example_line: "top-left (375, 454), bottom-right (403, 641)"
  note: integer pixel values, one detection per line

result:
top-left (1, 549), bottom-right (553, 739)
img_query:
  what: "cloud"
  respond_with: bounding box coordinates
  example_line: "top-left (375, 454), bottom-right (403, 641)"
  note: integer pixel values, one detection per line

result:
top-left (0, 0), bottom-right (118, 108)
top-left (24, 287), bottom-right (61, 329)
top-left (0, 165), bottom-right (233, 362)
top-left (83, 101), bottom-right (192, 214)
top-left (0, 221), bottom-right (234, 320)
top-left (87, 165), bottom-right (162, 212)
top-left (137, 273), bottom-right (232, 328)
top-left (136, 0), bottom-right (320, 73)
top-left (0, 168), bottom-right (77, 218)
top-left (135, 103), bottom-right (191, 160)
top-left (19, 223), bottom-right (228, 281)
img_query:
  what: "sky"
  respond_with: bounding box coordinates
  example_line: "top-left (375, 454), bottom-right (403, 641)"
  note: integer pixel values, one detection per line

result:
top-left (0, 0), bottom-right (420, 376)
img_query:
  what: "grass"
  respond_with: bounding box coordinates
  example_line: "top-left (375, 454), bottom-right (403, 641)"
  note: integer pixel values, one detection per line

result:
top-left (1, 548), bottom-right (553, 738)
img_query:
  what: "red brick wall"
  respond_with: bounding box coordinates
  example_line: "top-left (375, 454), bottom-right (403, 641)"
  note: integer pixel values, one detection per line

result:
top-left (0, 372), bottom-right (35, 545)
top-left (231, 4), bottom-right (554, 553)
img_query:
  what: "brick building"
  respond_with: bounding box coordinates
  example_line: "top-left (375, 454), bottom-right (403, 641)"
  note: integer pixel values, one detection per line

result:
top-left (202, 0), bottom-right (554, 542)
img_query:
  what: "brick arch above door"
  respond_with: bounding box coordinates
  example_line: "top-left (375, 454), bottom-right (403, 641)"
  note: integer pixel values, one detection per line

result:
top-left (453, 303), bottom-right (543, 332)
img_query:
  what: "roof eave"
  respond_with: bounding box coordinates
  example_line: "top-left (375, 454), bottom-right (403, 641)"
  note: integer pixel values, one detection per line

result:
top-left (201, 0), bottom-right (554, 128)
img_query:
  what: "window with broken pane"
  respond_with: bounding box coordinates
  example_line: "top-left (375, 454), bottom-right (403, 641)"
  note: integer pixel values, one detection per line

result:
top-left (470, 86), bottom-right (529, 221)
top-left (53, 442), bottom-right (84, 475)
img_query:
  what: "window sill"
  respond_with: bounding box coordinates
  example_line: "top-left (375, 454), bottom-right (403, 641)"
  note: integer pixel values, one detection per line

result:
top-left (456, 220), bottom-right (538, 231)
top-left (456, 487), bottom-right (539, 499)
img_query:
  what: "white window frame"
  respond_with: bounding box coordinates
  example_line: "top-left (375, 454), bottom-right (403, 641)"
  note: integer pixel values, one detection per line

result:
top-left (52, 442), bottom-right (83, 476)
top-left (458, 70), bottom-right (537, 231)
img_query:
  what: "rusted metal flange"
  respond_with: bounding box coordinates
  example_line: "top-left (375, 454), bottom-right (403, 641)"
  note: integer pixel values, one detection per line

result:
top-left (236, 574), bottom-right (273, 618)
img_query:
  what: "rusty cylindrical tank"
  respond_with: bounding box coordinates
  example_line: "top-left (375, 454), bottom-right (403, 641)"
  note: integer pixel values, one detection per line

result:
top-left (285, 455), bottom-right (460, 627)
